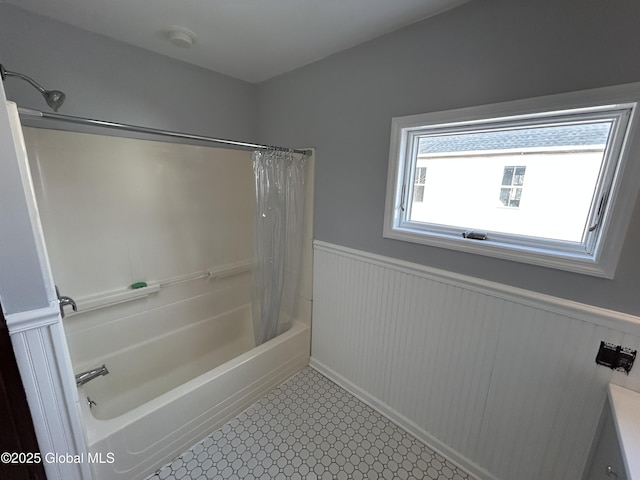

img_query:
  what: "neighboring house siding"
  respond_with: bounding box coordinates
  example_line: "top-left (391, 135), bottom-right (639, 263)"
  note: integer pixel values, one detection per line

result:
top-left (412, 148), bottom-right (602, 241)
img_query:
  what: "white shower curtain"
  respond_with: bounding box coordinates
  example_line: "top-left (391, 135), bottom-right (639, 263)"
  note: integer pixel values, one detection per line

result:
top-left (251, 149), bottom-right (307, 346)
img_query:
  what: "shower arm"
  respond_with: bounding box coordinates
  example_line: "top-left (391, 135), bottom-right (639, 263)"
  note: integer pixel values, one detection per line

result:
top-left (0, 63), bottom-right (66, 112)
top-left (0, 65), bottom-right (46, 94)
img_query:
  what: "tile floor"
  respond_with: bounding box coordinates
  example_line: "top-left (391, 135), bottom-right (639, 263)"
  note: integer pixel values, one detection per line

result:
top-left (147, 367), bottom-right (470, 480)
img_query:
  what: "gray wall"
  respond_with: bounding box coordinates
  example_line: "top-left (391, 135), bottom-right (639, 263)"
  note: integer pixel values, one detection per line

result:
top-left (0, 87), bottom-right (50, 314)
top-left (257, 0), bottom-right (640, 315)
top-left (0, 5), bottom-right (257, 141)
top-left (4, 0), bottom-right (640, 315)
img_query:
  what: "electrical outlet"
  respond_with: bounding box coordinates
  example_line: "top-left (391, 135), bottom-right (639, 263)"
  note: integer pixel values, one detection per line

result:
top-left (595, 341), bottom-right (636, 374)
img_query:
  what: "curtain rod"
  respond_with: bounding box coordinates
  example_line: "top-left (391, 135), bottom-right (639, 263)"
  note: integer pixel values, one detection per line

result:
top-left (17, 107), bottom-right (312, 156)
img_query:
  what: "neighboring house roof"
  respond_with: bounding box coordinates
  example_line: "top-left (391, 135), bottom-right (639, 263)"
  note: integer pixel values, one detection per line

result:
top-left (418, 122), bottom-right (610, 154)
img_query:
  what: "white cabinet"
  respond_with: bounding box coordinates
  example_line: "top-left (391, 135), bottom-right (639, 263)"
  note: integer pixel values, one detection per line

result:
top-left (586, 384), bottom-right (640, 480)
top-left (586, 404), bottom-right (628, 480)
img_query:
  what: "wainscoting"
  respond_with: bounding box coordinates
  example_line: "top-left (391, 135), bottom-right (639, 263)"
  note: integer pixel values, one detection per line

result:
top-left (0, 307), bottom-right (46, 480)
top-left (311, 241), bottom-right (640, 480)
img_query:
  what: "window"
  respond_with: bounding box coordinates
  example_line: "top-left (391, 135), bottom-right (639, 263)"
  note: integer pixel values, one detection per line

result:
top-left (499, 166), bottom-right (525, 208)
top-left (413, 167), bottom-right (427, 202)
top-left (384, 84), bottom-right (640, 278)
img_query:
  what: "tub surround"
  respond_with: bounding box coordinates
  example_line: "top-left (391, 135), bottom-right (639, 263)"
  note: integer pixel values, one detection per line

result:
top-left (23, 127), bottom-right (255, 304)
top-left (16, 124), bottom-right (316, 480)
top-left (78, 303), bottom-right (254, 420)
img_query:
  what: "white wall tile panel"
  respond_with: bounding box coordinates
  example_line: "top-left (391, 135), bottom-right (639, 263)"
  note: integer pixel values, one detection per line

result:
top-left (311, 241), bottom-right (640, 480)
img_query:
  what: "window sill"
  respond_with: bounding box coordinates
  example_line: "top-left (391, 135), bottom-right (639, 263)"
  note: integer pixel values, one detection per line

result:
top-left (383, 226), bottom-right (615, 278)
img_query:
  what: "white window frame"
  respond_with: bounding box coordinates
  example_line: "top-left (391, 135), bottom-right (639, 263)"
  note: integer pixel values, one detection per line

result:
top-left (383, 83), bottom-right (640, 278)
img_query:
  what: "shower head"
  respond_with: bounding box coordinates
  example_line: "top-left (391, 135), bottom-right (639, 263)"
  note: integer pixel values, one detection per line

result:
top-left (41, 89), bottom-right (66, 112)
top-left (0, 64), bottom-right (66, 112)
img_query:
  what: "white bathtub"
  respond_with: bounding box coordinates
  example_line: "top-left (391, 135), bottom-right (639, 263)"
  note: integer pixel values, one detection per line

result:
top-left (76, 305), bottom-right (309, 480)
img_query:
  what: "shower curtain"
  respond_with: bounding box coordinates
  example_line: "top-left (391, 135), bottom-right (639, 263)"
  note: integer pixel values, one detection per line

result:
top-left (251, 149), bottom-right (307, 345)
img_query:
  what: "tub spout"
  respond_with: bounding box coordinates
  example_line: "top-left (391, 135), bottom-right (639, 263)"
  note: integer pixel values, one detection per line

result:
top-left (75, 364), bottom-right (109, 386)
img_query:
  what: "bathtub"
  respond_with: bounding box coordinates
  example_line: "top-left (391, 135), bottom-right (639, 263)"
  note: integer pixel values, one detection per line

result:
top-left (75, 302), bottom-right (310, 480)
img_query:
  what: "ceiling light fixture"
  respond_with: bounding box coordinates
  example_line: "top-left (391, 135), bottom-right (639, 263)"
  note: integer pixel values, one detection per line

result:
top-left (166, 26), bottom-right (197, 48)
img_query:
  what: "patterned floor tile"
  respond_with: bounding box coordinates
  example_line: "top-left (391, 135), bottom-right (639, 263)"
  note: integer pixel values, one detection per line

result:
top-left (147, 367), bottom-right (470, 480)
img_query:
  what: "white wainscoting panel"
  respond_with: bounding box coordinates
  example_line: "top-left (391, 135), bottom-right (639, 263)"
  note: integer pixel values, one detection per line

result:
top-left (311, 241), bottom-right (640, 480)
top-left (10, 317), bottom-right (90, 480)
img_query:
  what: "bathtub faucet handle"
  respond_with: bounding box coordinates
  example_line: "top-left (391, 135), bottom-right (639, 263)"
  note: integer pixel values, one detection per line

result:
top-left (56, 285), bottom-right (77, 318)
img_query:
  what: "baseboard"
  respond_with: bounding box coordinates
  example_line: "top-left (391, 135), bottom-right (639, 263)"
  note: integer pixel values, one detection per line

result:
top-left (309, 357), bottom-right (499, 480)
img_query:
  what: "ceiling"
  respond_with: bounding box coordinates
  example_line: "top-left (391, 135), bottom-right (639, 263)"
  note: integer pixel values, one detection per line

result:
top-left (3, 0), bottom-right (469, 83)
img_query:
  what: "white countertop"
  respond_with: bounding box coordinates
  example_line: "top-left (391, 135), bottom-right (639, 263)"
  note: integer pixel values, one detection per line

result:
top-left (609, 384), bottom-right (640, 479)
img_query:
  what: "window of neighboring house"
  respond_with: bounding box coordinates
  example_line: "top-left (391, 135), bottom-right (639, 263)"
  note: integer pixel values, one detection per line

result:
top-left (384, 83), bottom-right (640, 278)
top-left (499, 166), bottom-right (526, 208)
top-left (413, 167), bottom-right (427, 202)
